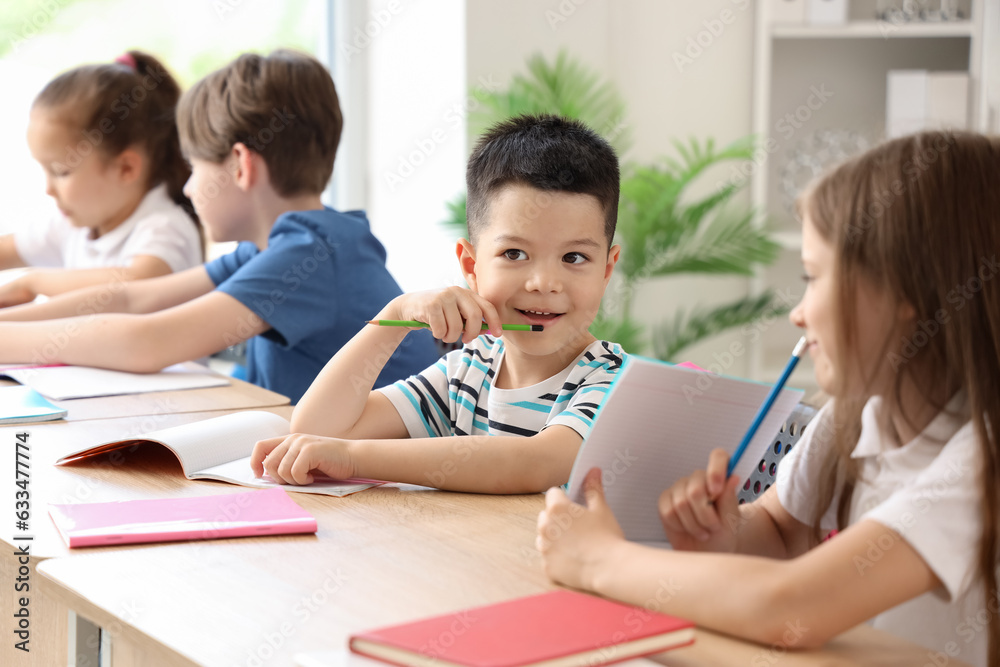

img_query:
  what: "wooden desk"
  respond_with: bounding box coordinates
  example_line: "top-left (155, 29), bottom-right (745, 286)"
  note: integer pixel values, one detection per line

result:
top-left (0, 406), bottom-right (294, 666)
top-left (2, 408), bottom-right (970, 667)
top-left (0, 373), bottom-right (289, 422)
top-left (35, 514), bottom-right (968, 667)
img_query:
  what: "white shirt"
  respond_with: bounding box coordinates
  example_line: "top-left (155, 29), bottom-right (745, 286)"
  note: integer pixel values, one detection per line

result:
top-left (15, 184), bottom-right (202, 272)
top-left (777, 393), bottom-right (991, 667)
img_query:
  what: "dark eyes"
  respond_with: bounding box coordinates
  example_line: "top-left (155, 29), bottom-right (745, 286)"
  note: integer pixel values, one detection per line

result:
top-left (501, 249), bottom-right (589, 264)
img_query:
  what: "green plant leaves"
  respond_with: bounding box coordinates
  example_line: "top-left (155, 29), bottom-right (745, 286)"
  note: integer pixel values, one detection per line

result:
top-left (470, 50), bottom-right (631, 154)
top-left (651, 291), bottom-right (791, 361)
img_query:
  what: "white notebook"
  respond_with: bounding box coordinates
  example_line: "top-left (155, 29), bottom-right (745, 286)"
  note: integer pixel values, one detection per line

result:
top-left (566, 356), bottom-right (802, 544)
top-left (0, 361), bottom-right (229, 400)
top-left (55, 411), bottom-right (382, 497)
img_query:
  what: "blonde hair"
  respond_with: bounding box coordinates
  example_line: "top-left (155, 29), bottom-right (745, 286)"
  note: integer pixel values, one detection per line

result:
top-left (800, 131), bottom-right (1000, 665)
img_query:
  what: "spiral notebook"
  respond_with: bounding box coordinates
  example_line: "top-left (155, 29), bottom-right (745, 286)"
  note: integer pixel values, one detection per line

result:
top-left (566, 355), bottom-right (802, 544)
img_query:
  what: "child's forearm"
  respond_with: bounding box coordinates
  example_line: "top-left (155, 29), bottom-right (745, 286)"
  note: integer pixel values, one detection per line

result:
top-left (19, 267), bottom-right (138, 298)
top-left (0, 280), bottom-right (132, 322)
top-left (349, 432), bottom-right (577, 494)
top-left (0, 314), bottom-right (146, 368)
top-left (591, 541), bottom-right (804, 646)
top-left (292, 323), bottom-right (410, 436)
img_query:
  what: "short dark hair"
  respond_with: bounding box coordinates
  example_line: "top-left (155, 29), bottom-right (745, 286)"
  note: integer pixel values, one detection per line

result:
top-left (465, 115), bottom-right (619, 246)
top-left (177, 49), bottom-right (342, 197)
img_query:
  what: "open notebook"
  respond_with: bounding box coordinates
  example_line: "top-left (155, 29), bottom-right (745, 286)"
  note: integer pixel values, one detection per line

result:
top-left (0, 361), bottom-right (229, 400)
top-left (566, 356), bottom-right (802, 545)
top-left (56, 411), bottom-right (383, 497)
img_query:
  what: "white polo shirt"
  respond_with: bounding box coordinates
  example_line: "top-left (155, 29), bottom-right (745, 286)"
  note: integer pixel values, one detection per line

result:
top-left (777, 392), bottom-right (992, 667)
top-left (15, 183), bottom-right (202, 272)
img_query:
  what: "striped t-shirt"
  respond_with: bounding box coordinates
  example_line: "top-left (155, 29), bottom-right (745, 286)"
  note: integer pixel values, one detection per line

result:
top-left (377, 336), bottom-right (625, 439)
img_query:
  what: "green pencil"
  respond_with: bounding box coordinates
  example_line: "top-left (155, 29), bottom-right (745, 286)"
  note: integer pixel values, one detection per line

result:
top-left (366, 320), bottom-right (543, 332)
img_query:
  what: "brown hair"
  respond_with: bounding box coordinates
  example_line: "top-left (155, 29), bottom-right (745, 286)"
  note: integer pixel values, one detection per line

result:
top-left (34, 50), bottom-right (200, 233)
top-left (801, 131), bottom-right (1000, 664)
top-left (177, 49), bottom-right (342, 197)
top-left (465, 115), bottom-right (620, 246)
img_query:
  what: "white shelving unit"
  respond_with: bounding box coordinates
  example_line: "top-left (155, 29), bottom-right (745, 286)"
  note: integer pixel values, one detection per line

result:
top-left (748, 0), bottom-right (991, 392)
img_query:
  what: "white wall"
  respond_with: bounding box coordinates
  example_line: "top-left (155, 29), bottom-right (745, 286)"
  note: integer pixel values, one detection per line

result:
top-left (364, 0), bottom-right (469, 293)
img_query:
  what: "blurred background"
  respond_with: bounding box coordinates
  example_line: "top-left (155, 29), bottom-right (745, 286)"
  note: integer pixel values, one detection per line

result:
top-left (1, 0), bottom-right (998, 393)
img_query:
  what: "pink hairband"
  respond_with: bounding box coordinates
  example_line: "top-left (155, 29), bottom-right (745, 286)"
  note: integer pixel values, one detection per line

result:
top-left (114, 53), bottom-right (137, 70)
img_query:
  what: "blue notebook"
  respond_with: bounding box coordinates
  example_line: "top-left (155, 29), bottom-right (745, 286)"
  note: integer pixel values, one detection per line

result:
top-left (0, 386), bottom-right (67, 424)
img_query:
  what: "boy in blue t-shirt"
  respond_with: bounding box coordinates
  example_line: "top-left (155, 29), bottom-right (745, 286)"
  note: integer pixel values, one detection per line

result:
top-left (251, 115), bottom-right (626, 494)
top-left (0, 50), bottom-right (438, 402)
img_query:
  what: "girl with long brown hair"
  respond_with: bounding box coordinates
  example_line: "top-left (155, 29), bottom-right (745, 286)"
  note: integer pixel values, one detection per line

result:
top-left (537, 131), bottom-right (999, 666)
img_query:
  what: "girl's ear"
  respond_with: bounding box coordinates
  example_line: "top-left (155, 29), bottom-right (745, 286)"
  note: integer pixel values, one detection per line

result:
top-left (457, 239), bottom-right (478, 292)
top-left (115, 147), bottom-right (145, 185)
top-left (230, 142), bottom-right (257, 191)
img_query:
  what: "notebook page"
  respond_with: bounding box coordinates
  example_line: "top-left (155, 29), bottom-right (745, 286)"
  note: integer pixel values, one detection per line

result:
top-left (567, 357), bottom-right (802, 543)
top-left (194, 458), bottom-right (382, 497)
top-left (5, 361), bottom-right (229, 400)
top-left (135, 411), bottom-right (290, 476)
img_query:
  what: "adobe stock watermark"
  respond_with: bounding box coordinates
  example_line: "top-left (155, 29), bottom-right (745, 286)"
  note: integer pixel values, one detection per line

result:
top-left (418, 611), bottom-right (476, 660)
top-left (922, 594), bottom-right (1000, 667)
top-left (339, 0), bottom-right (406, 62)
top-left (714, 83), bottom-right (835, 194)
top-left (529, 450), bottom-right (639, 562)
top-left (852, 457), bottom-right (969, 576)
top-left (673, 0), bottom-right (751, 73)
top-left (239, 568), bottom-right (349, 667)
top-left (545, 0), bottom-right (588, 31)
top-left (219, 229), bottom-right (343, 349)
top-left (846, 132), bottom-right (956, 242)
top-left (750, 619), bottom-right (810, 666)
top-left (6, 0), bottom-right (69, 55)
top-left (383, 74), bottom-right (503, 192)
top-left (680, 287), bottom-right (799, 404)
top-left (888, 255), bottom-right (999, 371)
top-left (50, 65), bottom-right (170, 173)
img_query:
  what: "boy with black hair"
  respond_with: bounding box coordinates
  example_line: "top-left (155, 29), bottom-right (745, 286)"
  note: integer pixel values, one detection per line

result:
top-left (252, 115), bottom-right (626, 494)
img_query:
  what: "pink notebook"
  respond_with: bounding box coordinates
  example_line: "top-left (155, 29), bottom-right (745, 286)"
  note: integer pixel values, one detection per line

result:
top-left (48, 487), bottom-right (317, 548)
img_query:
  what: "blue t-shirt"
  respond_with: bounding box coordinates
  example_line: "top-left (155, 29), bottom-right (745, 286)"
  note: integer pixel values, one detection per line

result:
top-left (204, 208), bottom-right (439, 403)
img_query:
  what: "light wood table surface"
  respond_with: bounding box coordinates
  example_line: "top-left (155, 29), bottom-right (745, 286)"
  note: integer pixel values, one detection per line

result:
top-left (1, 405), bottom-right (970, 667)
top-left (0, 405), bottom-right (294, 666)
top-left (0, 372), bottom-right (289, 422)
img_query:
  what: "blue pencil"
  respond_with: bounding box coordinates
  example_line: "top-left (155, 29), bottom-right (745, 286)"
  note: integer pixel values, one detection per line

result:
top-left (727, 336), bottom-right (808, 477)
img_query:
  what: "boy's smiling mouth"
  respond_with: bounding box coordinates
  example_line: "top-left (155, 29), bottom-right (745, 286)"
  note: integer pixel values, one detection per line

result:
top-left (515, 308), bottom-right (565, 324)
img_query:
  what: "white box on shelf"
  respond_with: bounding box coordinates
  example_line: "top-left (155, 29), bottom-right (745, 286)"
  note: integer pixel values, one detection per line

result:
top-left (770, 0), bottom-right (807, 24)
top-left (806, 0), bottom-right (848, 24)
top-left (926, 72), bottom-right (969, 129)
top-left (887, 70), bottom-right (928, 138)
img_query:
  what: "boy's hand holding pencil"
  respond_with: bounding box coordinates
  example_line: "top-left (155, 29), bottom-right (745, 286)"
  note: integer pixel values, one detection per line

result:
top-left (368, 287), bottom-right (506, 344)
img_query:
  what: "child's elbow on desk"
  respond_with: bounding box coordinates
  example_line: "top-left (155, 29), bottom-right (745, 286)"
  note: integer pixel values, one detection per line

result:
top-left (728, 568), bottom-right (842, 649)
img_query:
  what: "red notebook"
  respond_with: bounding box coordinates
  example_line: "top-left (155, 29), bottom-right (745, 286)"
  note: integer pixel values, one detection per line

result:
top-left (48, 487), bottom-right (317, 548)
top-left (349, 589), bottom-right (694, 667)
